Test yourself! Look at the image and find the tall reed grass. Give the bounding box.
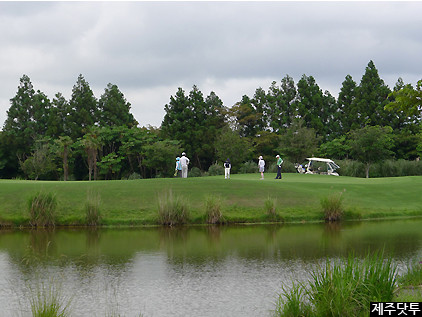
[85,190,102,226]
[205,195,223,224]
[264,196,277,221]
[398,260,422,287]
[275,251,397,317]
[157,189,190,226]
[28,192,57,227]
[29,280,72,317]
[320,191,344,222]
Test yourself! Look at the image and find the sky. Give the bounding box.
[1,1,421,129]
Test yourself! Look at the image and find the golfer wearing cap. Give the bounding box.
[180,152,190,178]
[275,155,283,179]
[258,156,265,180]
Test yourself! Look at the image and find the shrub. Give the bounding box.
[127,172,142,180]
[320,191,344,222]
[205,195,223,224]
[157,189,190,226]
[28,192,57,227]
[280,159,298,173]
[239,161,258,174]
[337,159,366,177]
[189,167,202,177]
[208,163,225,176]
[85,190,101,226]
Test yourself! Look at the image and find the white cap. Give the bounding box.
[276,155,280,158]
[182,152,186,156]
[259,156,263,159]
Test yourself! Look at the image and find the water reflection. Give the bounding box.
[1,219,422,316]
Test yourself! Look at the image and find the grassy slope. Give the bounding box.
[0,173,421,226]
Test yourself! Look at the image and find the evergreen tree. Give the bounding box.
[228,95,260,138]
[3,75,37,155]
[161,86,225,170]
[46,93,69,138]
[98,83,137,128]
[296,75,333,140]
[251,87,268,131]
[337,74,357,134]
[265,75,297,134]
[352,61,392,128]
[68,74,98,139]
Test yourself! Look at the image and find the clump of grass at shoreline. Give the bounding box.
[398,260,422,287]
[320,190,345,222]
[157,189,190,226]
[204,195,223,224]
[264,196,277,221]
[85,190,101,226]
[275,251,397,316]
[28,192,57,227]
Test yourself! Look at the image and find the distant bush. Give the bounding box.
[281,159,299,173]
[28,192,57,227]
[239,161,258,174]
[266,162,278,173]
[189,167,202,177]
[208,163,225,176]
[336,159,422,178]
[336,159,366,177]
[127,172,142,180]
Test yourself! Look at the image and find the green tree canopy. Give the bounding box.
[386,79,422,118]
[68,74,98,139]
[279,120,320,164]
[98,83,137,128]
[348,125,394,178]
[161,86,225,170]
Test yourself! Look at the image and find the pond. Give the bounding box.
[1,219,422,316]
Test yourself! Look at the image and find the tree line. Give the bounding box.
[0,60,421,180]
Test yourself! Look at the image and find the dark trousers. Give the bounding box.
[276,166,282,179]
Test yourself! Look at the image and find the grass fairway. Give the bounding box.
[0,173,421,227]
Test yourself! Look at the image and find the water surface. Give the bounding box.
[1,219,422,316]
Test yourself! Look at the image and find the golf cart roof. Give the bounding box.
[306,157,336,163]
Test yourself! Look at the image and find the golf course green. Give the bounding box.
[1,173,421,227]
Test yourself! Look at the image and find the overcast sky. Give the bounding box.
[1,1,421,128]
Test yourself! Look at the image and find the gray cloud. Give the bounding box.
[1,1,421,128]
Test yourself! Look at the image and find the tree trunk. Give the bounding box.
[63,147,68,181]
[365,164,370,178]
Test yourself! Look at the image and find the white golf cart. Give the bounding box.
[295,157,340,176]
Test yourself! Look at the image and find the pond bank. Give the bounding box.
[1,174,421,228]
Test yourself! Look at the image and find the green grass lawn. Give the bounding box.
[1,173,421,227]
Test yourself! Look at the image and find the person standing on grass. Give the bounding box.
[175,157,182,177]
[275,155,283,179]
[180,152,190,178]
[258,155,265,179]
[224,158,231,179]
